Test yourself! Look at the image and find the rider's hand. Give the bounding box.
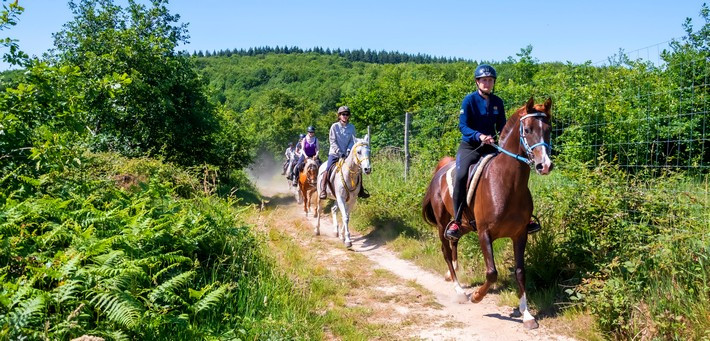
[480,134,495,145]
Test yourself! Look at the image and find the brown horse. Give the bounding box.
[298,157,319,216]
[422,97,553,329]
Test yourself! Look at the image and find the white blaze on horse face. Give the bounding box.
[532,119,552,175]
[361,146,372,174]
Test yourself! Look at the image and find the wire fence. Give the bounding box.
[368,42,708,229]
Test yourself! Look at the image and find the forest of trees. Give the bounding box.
[1,0,708,339]
[192,45,470,64]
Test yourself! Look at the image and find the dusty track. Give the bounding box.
[252,169,574,341]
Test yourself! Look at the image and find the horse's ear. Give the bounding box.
[525,97,535,112]
[365,133,370,143]
[543,98,552,113]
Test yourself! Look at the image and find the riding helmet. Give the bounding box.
[474,64,497,79]
[337,105,350,114]
[299,133,306,139]
[307,126,315,133]
[288,142,293,147]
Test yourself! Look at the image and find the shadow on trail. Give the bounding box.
[483,313,523,324]
[352,216,424,253]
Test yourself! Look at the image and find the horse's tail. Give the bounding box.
[422,194,437,227]
[422,156,454,227]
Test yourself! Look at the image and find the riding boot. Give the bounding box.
[526,220,541,234]
[444,220,462,241]
[318,174,328,199]
[357,184,370,199]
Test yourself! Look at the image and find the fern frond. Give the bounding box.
[192,283,231,315]
[90,291,143,329]
[53,280,83,304]
[60,253,83,278]
[7,294,47,330]
[148,270,194,304]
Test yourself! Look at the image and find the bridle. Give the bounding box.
[337,141,370,196]
[351,142,370,166]
[494,112,551,166]
[305,161,318,186]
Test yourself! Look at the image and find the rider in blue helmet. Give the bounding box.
[292,127,321,187]
[445,64,540,241]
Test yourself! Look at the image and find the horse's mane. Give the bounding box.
[498,106,524,145]
[498,101,549,145]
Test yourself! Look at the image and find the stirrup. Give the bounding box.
[444,221,462,241]
[527,215,541,234]
[358,188,370,199]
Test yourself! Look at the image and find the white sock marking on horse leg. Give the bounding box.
[520,293,535,321]
[331,206,338,235]
[453,260,458,270]
[453,281,468,303]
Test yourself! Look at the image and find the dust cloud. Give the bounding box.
[246,150,291,197]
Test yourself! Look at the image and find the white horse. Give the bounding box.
[315,134,372,248]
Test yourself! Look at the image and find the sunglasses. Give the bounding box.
[340,113,350,116]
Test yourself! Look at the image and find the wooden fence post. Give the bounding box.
[404,112,411,181]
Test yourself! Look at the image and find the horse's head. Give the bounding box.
[305,158,318,183]
[520,97,553,175]
[352,134,372,174]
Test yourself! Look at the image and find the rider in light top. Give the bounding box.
[292,126,320,187]
[287,134,305,180]
[283,142,295,175]
[318,105,369,200]
[445,64,540,241]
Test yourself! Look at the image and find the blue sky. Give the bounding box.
[2,0,706,70]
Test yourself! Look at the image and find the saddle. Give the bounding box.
[445,153,497,226]
[324,160,339,198]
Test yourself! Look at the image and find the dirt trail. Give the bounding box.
[251,169,575,341]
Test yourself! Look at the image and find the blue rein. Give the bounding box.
[493,143,532,164]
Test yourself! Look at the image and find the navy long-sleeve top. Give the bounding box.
[459,91,506,144]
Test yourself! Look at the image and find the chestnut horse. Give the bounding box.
[298,157,319,216]
[422,97,553,329]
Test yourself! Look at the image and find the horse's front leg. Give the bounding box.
[301,186,308,216]
[335,195,351,247]
[315,197,321,236]
[339,199,356,248]
[512,232,538,329]
[472,229,497,303]
[331,204,339,237]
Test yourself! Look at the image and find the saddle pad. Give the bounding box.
[446,154,495,205]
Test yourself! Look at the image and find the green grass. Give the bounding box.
[349,155,709,340]
[0,153,322,340]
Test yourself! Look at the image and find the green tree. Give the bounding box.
[51,0,242,168]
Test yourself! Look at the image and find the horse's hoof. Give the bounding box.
[344,241,352,248]
[523,319,539,330]
[444,271,452,281]
[314,229,320,236]
[470,291,483,303]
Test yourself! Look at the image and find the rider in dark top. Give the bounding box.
[445,64,540,241]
